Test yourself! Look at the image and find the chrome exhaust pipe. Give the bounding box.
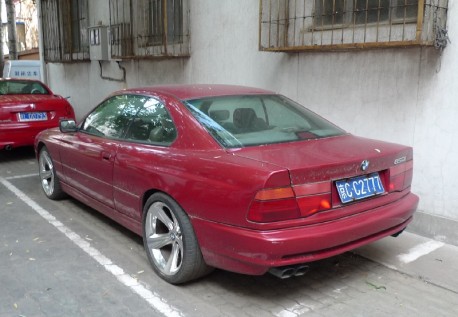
[269,265,309,279]
[4,144,12,151]
[294,265,309,277]
[269,266,296,279]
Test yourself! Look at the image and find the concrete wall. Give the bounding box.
[44,0,458,244]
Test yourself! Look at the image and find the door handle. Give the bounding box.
[102,152,112,161]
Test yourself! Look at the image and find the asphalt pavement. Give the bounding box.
[1,147,457,317]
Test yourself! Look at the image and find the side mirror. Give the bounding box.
[60,119,78,133]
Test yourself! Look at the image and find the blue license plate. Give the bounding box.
[336,173,385,204]
[19,112,48,122]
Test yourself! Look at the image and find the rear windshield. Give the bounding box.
[185,94,345,148]
[0,80,49,95]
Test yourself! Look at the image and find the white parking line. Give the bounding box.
[0,176,184,317]
[397,240,445,264]
[5,173,39,180]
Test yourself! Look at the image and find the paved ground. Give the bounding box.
[1,147,457,317]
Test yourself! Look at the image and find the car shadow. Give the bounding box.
[58,193,383,306]
[179,251,380,314]
[0,146,35,162]
[64,197,144,245]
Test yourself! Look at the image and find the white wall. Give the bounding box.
[45,1,458,234]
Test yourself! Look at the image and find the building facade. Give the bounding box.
[1,0,39,55]
[38,0,457,245]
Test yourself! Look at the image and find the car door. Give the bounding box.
[60,94,143,208]
[113,96,178,220]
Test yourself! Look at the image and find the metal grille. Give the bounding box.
[259,0,448,51]
[109,0,190,59]
[41,0,89,62]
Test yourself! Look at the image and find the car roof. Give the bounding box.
[121,84,276,100]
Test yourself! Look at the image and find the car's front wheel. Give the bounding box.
[38,147,65,200]
[142,193,212,284]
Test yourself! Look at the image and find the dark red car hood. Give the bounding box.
[230,134,412,184]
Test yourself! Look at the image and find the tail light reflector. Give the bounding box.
[248,181,332,223]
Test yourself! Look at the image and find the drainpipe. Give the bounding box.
[37,0,47,84]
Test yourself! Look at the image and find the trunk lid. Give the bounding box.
[0,95,72,123]
[238,134,414,225]
[230,134,412,185]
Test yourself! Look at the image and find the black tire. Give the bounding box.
[38,147,65,200]
[142,193,213,284]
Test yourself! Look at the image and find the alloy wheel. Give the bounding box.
[145,201,183,276]
[39,149,55,197]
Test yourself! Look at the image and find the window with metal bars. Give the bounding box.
[259,0,448,51]
[109,0,189,59]
[146,0,184,45]
[314,0,418,27]
[41,0,89,62]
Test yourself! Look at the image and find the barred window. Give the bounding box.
[147,0,184,45]
[260,0,448,51]
[314,0,418,26]
[42,0,89,62]
[110,0,189,59]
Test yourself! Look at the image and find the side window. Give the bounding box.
[81,95,143,139]
[126,97,177,145]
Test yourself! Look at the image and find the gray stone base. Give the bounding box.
[407,211,458,246]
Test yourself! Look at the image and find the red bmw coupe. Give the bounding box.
[34,85,419,284]
[0,78,75,150]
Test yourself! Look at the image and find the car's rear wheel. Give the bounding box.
[143,193,212,284]
[38,147,65,200]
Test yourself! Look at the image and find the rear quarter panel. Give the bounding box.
[113,144,286,227]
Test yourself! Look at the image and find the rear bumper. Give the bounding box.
[0,124,54,149]
[192,192,419,275]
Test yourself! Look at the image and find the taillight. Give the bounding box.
[249,187,300,222]
[65,105,74,117]
[295,182,331,217]
[254,187,294,200]
[389,160,413,192]
[296,193,331,217]
[248,181,332,223]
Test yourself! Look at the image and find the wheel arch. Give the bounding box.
[141,188,189,219]
[35,141,47,158]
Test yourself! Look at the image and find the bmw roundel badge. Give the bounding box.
[360,160,370,171]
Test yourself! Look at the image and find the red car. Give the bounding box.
[0,78,75,150]
[34,85,419,284]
